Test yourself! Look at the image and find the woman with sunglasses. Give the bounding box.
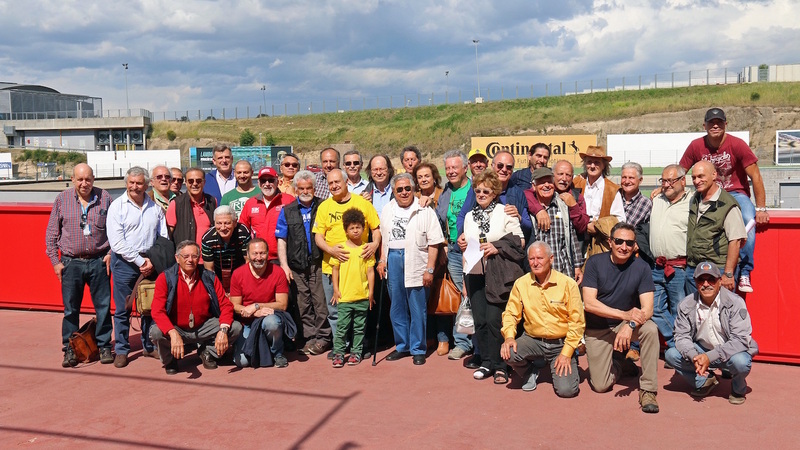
[278,154,301,197]
[377,173,445,366]
[463,170,525,384]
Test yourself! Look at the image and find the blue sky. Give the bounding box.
[1,0,798,115]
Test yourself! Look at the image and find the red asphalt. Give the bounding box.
[2,309,799,449]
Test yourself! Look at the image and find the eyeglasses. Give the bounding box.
[659,176,684,186]
[178,253,200,260]
[585,159,603,167]
[171,177,184,184]
[611,237,636,247]
[495,162,514,171]
[696,276,718,285]
[344,161,361,167]
[260,178,278,184]
[474,188,493,195]
[282,162,300,169]
[186,178,203,185]
[395,185,413,193]
[154,174,171,181]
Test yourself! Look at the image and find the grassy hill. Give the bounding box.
[150,82,800,161]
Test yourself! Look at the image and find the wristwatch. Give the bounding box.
[723,272,734,278]
[254,303,260,310]
[756,207,767,212]
[426,268,434,274]
[628,320,636,330]
[220,325,230,334]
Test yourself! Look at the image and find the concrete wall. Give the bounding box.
[87,149,181,178]
[760,167,800,208]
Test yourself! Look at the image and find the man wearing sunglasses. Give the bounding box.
[148,165,175,212]
[170,167,184,196]
[166,168,216,248]
[583,222,659,413]
[220,160,259,219]
[46,163,115,367]
[665,261,758,405]
[278,154,301,197]
[343,149,368,194]
[239,167,295,264]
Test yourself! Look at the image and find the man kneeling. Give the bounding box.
[665,261,758,405]
[150,240,242,375]
[500,241,584,397]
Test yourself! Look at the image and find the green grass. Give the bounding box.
[152,82,800,160]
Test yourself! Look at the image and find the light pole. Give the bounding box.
[261,85,267,116]
[472,39,481,102]
[445,71,449,104]
[122,63,129,114]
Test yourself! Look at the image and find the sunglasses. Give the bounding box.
[171,177,184,184]
[79,213,88,229]
[154,174,171,181]
[260,178,278,184]
[696,276,718,285]
[611,237,636,247]
[186,178,203,185]
[658,176,684,186]
[495,162,514,171]
[474,188,493,195]
[282,162,300,169]
[395,185,413,193]
[344,161,361,167]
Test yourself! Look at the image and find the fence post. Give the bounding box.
[725,68,728,84]
[487,88,490,101]
[639,75,641,90]
[546,84,548,96]
[689,71,692,87]
[655,74,658,89]
[671,72,674,88]
[606,78,609,92]
[706,69,709,85]
[622,77,625,91]
[575,81,578,95]
[559,82,562,96]
[590,80,593,93]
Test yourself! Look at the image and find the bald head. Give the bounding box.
[71,163,95,200]
[691,160,719,197]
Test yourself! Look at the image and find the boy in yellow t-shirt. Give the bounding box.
[330,208,375,367]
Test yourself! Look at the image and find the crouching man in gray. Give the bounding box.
[665,261,758,405]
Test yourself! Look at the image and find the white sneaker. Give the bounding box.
[738,275,753,293]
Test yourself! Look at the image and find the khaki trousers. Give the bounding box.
[584,320,659,393]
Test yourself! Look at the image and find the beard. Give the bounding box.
[298,192,314,203]
[251,260,267,270]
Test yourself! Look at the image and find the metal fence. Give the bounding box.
[129,66,746,123]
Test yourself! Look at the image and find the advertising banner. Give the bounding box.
[776,130,800,165]
[190,146,293,173]
[470,135,597,169]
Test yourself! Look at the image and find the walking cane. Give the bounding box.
[371,276,386,366]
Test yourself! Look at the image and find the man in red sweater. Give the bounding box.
[239,167,295,264]
[150,240,242,375]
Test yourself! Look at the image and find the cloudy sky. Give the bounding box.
[1,0,798,116]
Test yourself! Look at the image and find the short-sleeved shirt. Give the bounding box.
[330,244,375,302]
[582,252,655,329]
[229,263,289,308]
[680,133,758,196]
[201,224,251,288]
[387,202,412,249]
[275,201,314,254]
[312,194,380,274]
[221,188,260,219]
[447,182,471,242]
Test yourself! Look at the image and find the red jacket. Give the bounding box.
[151,268,234,334]
[238,193,295,261]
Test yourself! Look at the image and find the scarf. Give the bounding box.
[472,200,497,234]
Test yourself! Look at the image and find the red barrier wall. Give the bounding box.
[1,203,798,364]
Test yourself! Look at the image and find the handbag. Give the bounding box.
[455,296,475,335]
[69,317,99,363]
[427,270,461,315]
[126,275,156,316]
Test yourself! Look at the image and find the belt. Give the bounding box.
[528,335,565,345]
[64,252,106,261]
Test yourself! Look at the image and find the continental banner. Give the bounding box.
[470,135,597,169]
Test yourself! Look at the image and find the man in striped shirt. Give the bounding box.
[46,163,114,367]
[202,205,251,293]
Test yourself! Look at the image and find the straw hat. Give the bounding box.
[578,145,612,162]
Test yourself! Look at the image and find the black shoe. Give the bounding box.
[62,348,78,368]
[622,357,639,377]
[274,354,289,368]
[164,360,179,375]
[200,349,218,370]
[412,354,426,365]
[465,354,481,370]
[99,348,114,364]
[721,368,733,379]
[362,350,373,360]
[385,350,410,361]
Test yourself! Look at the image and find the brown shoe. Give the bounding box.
[437,341,450,356]
[728,392,746,405]
[626,348,640,361]
[639,390,659,414]
[308,341,330,356]
[113,354,128,368]
[142,348,159,359]
[690,375,719,398]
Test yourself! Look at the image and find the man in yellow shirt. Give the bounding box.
[501,241,585,397]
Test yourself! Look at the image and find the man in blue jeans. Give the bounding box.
[680,107,770,293]
[665,261,758,405]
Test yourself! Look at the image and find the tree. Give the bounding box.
[239,128,256,147]
[166,130,177,141]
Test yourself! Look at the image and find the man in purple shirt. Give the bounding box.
[45,163,114,367]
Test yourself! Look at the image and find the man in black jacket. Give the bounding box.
[166,167,216,246]
[276,170,331,355]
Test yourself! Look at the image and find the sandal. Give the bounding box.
[473,367,492,380]
[493,369,509,384]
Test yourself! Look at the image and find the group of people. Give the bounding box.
[47,108,763,413]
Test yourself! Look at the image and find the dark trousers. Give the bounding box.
[60,256,113,350]
[466,274,506,373]
[292,265,332,345]
[506,334,580,397]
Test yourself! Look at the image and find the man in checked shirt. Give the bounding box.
[46,163,114,367]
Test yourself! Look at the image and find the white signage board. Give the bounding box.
[607,131,750,168]
[87,150,181,178]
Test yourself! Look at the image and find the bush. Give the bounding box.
[239,128,256,146]
[263,132,276,146]
[750,92,761,101]
[166,130,177,141]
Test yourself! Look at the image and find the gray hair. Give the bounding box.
[282,153,300,164]
[664,163,686,178]
[150,165,169,178]
[175,240,200,256]
[390,173,415,191]
[443,150,468,168]
[343,149,362,165]
[528,240,553,257]
[293,170,316,188]
[125,166,150,185]
[213,205,235,221]
[621,161,643,178]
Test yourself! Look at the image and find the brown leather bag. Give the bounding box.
[428,271,461,315]
[69,317,99,363]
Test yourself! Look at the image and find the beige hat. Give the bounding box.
[578,145,612,162]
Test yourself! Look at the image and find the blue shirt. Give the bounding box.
[371,183,393,215]
[275,202,314,254]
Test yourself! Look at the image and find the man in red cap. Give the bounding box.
[239,167,295,264]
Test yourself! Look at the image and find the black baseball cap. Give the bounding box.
[704,108,726,123]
